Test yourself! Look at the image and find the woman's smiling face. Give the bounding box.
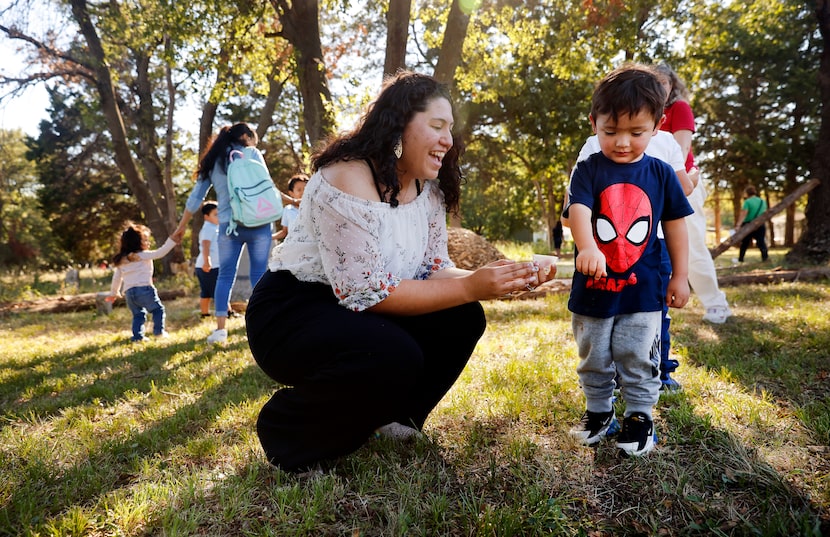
[398,97,454,181]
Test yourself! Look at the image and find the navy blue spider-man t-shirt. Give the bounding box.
[566,152,693,318]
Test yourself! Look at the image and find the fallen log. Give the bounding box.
[710,178,820,259]
[714,267,830,286]
[0,289,188,315]
[502,266,830,299]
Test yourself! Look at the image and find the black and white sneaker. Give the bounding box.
[570,410,619,446]
[616,412,656,457]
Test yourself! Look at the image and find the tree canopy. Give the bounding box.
[0,0,825,268]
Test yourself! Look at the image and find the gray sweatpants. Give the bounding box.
[572,311,662,419]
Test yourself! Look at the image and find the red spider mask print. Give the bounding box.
[595,183,652,273]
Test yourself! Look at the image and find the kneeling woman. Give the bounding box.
[246,71,547,472]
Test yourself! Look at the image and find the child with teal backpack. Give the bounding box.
[173,123,280,345]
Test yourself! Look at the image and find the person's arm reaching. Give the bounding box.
[368,260,538,316]
[570,203,606,280]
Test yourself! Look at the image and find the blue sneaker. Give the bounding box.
[660,375,683,394]
[570,410,619,446]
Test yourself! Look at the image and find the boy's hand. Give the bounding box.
[575,247,607,279]
[688,167,700,188]
[666,276,690,308]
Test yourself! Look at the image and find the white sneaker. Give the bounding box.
[703,306,732,324]
[375,422,422,440]
[206,329,227,344]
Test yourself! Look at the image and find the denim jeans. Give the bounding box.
[124,285,165,341]
[216,222,273,317]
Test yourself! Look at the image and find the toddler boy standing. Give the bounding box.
[566,64,693,456]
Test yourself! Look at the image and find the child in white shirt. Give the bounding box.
[196,202,221,318]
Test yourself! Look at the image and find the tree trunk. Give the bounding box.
[257,73,288,141]
[164,36,177,228]
[433,0,472,228]
[0,289,187,315]
[788,1,830,264]
[384,0,411,77]
[433,0,471,87]
[189,85,221,261]
[272,0,334,146]
[69,0,175,269]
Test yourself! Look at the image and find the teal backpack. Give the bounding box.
[225,147,283,236]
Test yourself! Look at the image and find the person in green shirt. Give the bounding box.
[737,186,769,262]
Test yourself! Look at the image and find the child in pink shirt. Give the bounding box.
[109,222,178,341]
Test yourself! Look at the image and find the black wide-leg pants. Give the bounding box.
[245,270,486,472]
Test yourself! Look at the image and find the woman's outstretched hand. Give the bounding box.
[469,259,540,299]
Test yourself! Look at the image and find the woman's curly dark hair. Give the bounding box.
[311,70,465,213]
[112,221,150,266]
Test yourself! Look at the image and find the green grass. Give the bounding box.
[1,249,828,536]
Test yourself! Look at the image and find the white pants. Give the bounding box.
[686,181,729,310]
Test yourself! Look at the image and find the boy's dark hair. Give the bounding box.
[201,201,218,215]
[287,174,308,192]
[591,63,665,126]
[745,186,757,196]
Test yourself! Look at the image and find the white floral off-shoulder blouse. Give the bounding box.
[267,168,455,311]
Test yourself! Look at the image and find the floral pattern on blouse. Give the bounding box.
[268,169,454,311]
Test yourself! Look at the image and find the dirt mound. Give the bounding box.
[447,227,506,270]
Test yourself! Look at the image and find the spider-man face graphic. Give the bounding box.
[594,183,652,273]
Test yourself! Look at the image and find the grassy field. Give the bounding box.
[1,248,828,536]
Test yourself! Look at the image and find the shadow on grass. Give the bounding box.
[672,284,830,439]
[579,391,829,535]
[0,355,271,533]
[0,334,224,425]
[2,286,828,535]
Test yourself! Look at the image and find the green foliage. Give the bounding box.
[0,129,66,269]
[685,0,819,216]
[26,90,142,266]
[1,0,822,263]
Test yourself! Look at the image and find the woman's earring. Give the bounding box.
[393,138,403,159]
